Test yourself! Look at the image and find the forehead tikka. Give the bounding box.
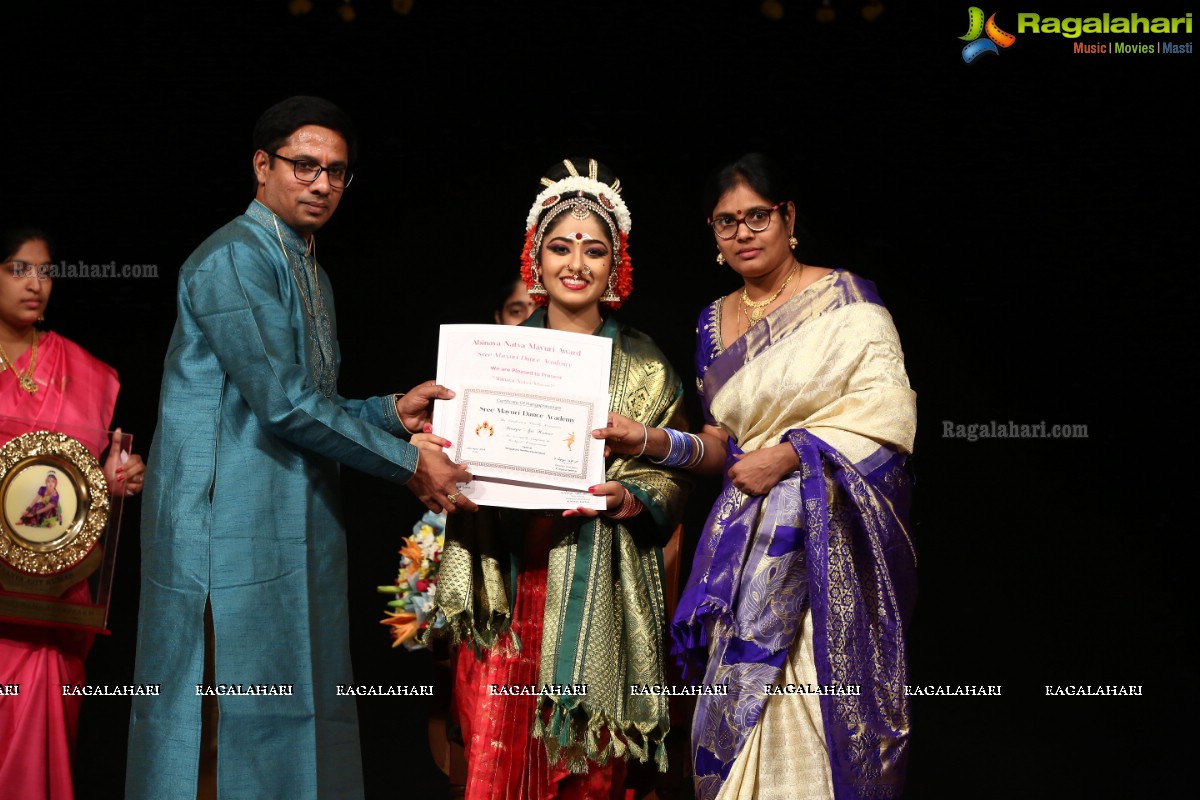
[531,196,621,268]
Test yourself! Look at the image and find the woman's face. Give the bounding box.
[711,182,794,279]
[46,474,57,490]
[539,213,613,315]
[495,281,536,325]
[0,239,53,332]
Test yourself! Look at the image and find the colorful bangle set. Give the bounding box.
[648,427,705,469]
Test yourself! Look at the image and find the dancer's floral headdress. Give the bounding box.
[521,158,632,309]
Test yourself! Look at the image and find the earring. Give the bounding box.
[716,252,726,265]
[528,264,547,297]
[788,236,799,250]
[37,314,46,322]
[599,267,620,304]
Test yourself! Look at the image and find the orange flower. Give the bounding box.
[381,610,419,648]
[397,538,424,581]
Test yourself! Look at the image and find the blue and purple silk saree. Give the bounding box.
[673,269,917,800]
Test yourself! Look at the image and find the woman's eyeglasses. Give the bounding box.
[708,201,786,239]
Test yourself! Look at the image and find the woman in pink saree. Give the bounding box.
[0,228,146,799]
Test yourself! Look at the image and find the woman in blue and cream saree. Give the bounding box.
[595,153,916,799]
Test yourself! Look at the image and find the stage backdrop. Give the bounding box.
[5,1,1191,797]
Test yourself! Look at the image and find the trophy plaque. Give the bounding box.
[0,422,128,633]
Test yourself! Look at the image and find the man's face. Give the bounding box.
[253,125,349,236]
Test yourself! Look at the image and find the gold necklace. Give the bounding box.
[0,331,39,393]
[741,264,799,326]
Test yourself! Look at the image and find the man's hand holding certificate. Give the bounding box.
[431,325,612,509]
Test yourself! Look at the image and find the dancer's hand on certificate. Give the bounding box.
[408,431,452,453]
[562,481,624,518]
[591,413,648,458]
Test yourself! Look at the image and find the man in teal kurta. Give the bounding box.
[127,96,475,799]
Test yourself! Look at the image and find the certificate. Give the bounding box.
[432,324,612,509]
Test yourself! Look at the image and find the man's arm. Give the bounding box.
[183,242,435,486]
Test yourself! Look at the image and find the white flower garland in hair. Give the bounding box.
[524,176,632,233]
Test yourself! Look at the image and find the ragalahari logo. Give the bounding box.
[960,7,1016,62]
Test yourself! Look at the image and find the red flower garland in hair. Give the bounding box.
[519,226,546,307]
[605,231,633,310]
[520,227,633,310]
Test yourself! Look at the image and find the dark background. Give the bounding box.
[4,0,1193,797]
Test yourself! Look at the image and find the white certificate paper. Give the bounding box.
[432,324,612,509]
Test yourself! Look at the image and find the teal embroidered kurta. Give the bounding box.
[127,201,418,799]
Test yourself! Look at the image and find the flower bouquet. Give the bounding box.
[378,510,446,650]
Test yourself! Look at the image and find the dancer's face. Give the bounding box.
[539,213,613,315]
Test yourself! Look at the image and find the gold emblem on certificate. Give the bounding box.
[0,430,110,577]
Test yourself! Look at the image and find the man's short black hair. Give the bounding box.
[252,96,358,164]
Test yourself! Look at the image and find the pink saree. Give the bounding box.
[0,331,119,800]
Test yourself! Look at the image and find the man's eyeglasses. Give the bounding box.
[271,153,354,188]
[708,201,787,239]
[3,261,53,280]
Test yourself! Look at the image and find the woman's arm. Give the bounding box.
[595,415,803,495]
[591,416,729,476]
